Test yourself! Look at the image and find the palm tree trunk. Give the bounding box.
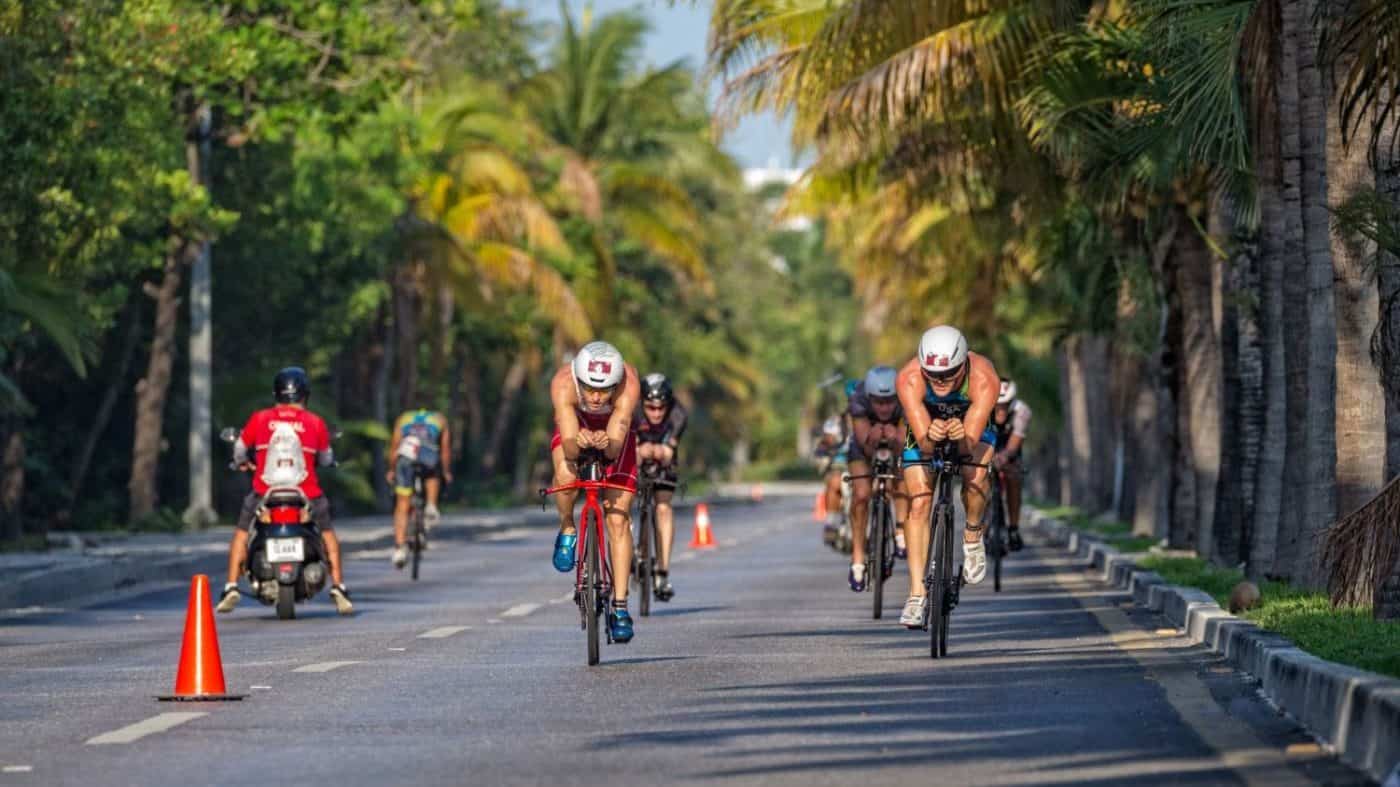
[372,303,393,511]
[1293,0,1338,587]
[1215,222,1262,568]
[70,304,141,507]
[2,423,25,540]
[1173,203,1223,558]
[128,244,186,522]
[392,261,420,409]
[482,355,530,476]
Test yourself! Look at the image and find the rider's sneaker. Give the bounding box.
[552,532,577,572]
[329,584,354,615]
[215,583,240,614]
[424,504,441,528]
[899,595,926,628]
[963,539,988,585]
[822,512,840,546]
[609,608,634,643]
[848,563,867,592]
[894,529,907,559]
[391,544,408,569]
[654,572,674,602]
[1008,528,1024,552]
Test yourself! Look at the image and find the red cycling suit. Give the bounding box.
[239,406,331,498]
[550,407,638,492]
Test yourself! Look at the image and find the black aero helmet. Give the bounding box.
[642,372,673,405]
[273,366,310,404]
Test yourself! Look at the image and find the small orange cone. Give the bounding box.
[158,575,244,701]
[689,503,717,549]
[813,491,827,522]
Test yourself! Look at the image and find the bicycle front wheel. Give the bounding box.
[638,501,653,617]
[928,502,951,659]
[585,517,601,666]
[411,507,424,581]
[869,495,886,619]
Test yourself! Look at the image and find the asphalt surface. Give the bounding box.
[0,497,1371,786]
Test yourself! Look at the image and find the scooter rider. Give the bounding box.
[217,367,352,615]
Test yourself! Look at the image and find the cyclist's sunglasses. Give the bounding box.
[580,382,616,396]
[643,400,667,410]
[869,395,899,406]
[922,363,965,383]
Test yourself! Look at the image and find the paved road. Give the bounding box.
[0,497,1369,785]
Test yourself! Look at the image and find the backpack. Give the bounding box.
[261,421,309,488]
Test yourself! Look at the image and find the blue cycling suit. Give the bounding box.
[902,374,998,462]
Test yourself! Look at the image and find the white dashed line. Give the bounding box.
[418,625,471,639]
[86,712,207,745]
[487,618,503,624]
[674,552,698,562]
[250,685,272,690]
[550,591,574,604]
[3,765,33,773]
[500,603,540,618]
[292,660,362,673]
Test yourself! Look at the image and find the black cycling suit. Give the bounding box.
[634,402,688,486]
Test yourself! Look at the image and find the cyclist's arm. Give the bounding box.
[438,417,453,479]
[851,416,874,453]
[603,364,641,461]
[1007,402,1031,457]
[960,355,999,456]
[897,360,932,455]
[386,414,404,464]
[551,367,583,461]
[665,403,688,447]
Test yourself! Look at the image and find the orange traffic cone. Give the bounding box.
[689,503,717,549]
[158,575,244,701]
[813,491,827,522]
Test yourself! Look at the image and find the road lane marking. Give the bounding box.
[1047,558,1309,786]
[487,618,502,624]
[418,625,470,639]
[674,552,697,562]
[501,603,540,618]
[250,685,272,690]
[292,660,361,673]
[3,766,33,773]
[86,712,206,745]
[550,591,574,604]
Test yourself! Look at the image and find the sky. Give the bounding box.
[516,0,798,170]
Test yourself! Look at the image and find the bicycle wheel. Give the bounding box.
[585,514,601,666]
[989,484,1004,593]
[937,509,953,657]
[638,497,653,617]
[928,501,950,659]
[869,495,886,619]
[410,505,423,581]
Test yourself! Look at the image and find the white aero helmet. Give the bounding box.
[918,325,969,377]
[572,341,625,389]
[998,378,1017,405]
[864,365,898,398]
[821,416,844,438]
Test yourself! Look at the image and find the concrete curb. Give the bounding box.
[1027,509,1400,784]
[1,494,769,612]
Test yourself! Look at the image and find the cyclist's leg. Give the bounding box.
[960,442,994,543]
[655,487,675,571]
[392,458,414,543]
[823,468,843,521]
[603,489,635,604]
[847,459,872,565]
[312,497,344,586]
[423,471,441,522]
[1005,460,1023,528]
[549,445,580,534]
[902,464,933,600]
[892,476,910,554]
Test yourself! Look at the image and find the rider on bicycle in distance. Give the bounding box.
[895,326,1000,628]
[991,378,1031,552]
[548,341,642,643]
[217,367,352,615]
[634,373,688,602]
[386,405,453,569]
[845,365,909,592]
[814,414,849,547]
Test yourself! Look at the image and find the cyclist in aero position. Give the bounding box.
[845,365,909,591]
[991,378,1031,552]
[217,367,353,615]
[634,373,687,602]
[549,341,642,643]
[814,415,849,548]
[895,326,1000,627]
[386,407,453,569]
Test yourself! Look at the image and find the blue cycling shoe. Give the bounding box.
[609,608,634,643]
[552,532,577,572]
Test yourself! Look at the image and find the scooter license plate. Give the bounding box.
[266,537,305,563]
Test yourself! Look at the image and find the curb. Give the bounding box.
[1027,509,1400,784]
[0,494,769,612]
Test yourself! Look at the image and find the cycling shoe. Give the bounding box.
[552,532,578,572]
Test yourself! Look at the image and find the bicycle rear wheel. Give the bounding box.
[585,515,601,666]
[989,485,1004,593]
[928,501,951,659]
[869,495,886,619]
[638,498,653,617]
[411,506,423,581]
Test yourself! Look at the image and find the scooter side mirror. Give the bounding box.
[219,427,238,443]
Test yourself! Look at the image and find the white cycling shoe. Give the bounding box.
[424,504,441,528]
[963,539,987,585]
[899,596,926,628]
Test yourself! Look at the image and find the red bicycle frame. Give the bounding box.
[541,468,634,605]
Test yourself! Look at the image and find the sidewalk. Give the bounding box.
[0,481,819,611]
